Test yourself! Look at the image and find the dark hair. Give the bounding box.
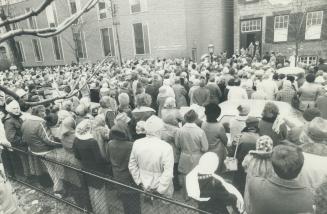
[191,64,196,70]
[184,109,198,123]
[227,79,235,86]
[234,79,241,86]
[272,73,279,80]
[306,73,316,83]
[205,103,221,122]
[287,75,295,83]
[271,145,304,180]
[278,74,285,80]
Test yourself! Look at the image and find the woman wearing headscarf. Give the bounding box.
[92,115,110,161]
[201,104,228,174]
[56,117,91,210]
[106,122,141,214]
[172,78,188,108]
[98,96,117,129]
[231,117,260,194]
[186,152,244,214]
[258,102,287,146]
[242,135,274,214]
[276,80,296,104]
[157,87,173,117]
[3,98,30,178]
[175,109,209,201]
[160,114,181,190]
[73,119,110,214]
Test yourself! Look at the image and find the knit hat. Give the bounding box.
[250,135,273,155]
[198,152,219,174]
[237,104,250,116]
[303,108,321,122]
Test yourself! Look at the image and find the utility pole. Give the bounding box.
[109,0,122,67]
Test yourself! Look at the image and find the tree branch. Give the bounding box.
[0,0,98,43]
[0,55,110,107]
[0,0,55,28]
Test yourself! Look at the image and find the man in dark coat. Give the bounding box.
[247,144,314,214]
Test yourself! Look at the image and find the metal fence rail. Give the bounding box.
[1,145,211,214]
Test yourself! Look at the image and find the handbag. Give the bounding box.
[224,136,241,172]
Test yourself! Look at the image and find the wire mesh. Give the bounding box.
[0,145,211,214]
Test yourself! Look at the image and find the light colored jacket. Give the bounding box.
[129,136,174,197]
[175,123,209,174]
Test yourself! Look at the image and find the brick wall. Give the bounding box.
[235,0,327,59]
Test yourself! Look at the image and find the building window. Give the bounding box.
[15,41,25,62]
[299,56,318,66]
[32,39,43,62]
[45,2,58,27]
[98,0,110,20]
[0,47,7,60]
[26,8,37,29]
[305,11,323,40]
[133,23,150,55]
[129,0,147,13]
[73,31,87,59]
[52,36,64,60]
[274,15,289,42]
[100,28,115,56]
[241,19,261,33]
[68,0,81,24]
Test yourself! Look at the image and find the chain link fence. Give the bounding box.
[1,145,211,214]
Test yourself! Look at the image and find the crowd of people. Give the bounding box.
[0,51,327,214]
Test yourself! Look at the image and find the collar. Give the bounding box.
[184,123,198,128]
[268,174,305,189]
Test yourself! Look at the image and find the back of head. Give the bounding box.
[205,103,221,121]
[271,145,304,180]
[184,109,198,123]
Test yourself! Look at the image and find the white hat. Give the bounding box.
[198,152,219,174]
[144,115,164,136]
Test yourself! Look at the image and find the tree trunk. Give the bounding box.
[0,9,24,71]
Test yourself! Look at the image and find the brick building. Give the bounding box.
[234,0,327,66]
[1,0,234,67]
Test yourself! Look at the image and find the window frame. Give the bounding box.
[129,0,147,14]
[273,15,289,42]
[305,11,324,40]
[99,27,115,57]
[299,55,318,66]
[73,31,88,59]
[97,0,111,20]
[26,8,38,29]
[240,19,262,33]
[31,38,44,62]
[132,22,151,56]
[15,41,25,63]
[51,36,65,61]
[67,0,82,24]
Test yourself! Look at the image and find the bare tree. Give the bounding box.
[0,0,99,70]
